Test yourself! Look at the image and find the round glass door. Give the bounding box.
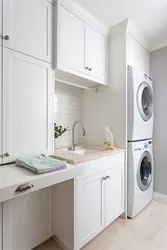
[137,82,153,121]
[137,151,152,191]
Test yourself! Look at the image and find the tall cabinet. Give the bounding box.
[0,0,54,164]
[0,1,54,250]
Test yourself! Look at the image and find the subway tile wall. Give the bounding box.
[54,83,83,148]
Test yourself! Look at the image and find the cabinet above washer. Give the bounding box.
[54,1,109,88]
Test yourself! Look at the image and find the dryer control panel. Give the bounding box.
[131,140,152,153]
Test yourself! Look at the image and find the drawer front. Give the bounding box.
[76,152,125,180]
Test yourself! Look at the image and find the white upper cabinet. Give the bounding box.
[85,26,108,85]
[57,5,85,76]
[105,165,124,227]
[3,0,52,63]
[2,48,53,164]
[56,4,109,86]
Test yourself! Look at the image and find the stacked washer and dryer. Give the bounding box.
[127,66,154,218]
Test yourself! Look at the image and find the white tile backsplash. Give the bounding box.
[54,83,83,148]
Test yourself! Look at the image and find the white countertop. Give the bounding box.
[0,163,83,202]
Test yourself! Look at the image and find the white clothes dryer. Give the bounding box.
[128,66,153,141]
[127,139,153,218]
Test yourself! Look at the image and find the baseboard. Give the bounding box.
[153,191,167,204]
[53,235,69,250]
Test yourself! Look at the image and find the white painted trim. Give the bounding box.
[109,19,128,39]
[150,37,167,52]
[127,20,151,52]
[153,191,167,204]
[109,19,151,52]
[55,0,109,38]
[53,234,69,250]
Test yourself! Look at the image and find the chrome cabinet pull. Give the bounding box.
[102,177,107,180]
[4,35,10,40]
[0,34,10,40]
[0,153,10,158]
[106,176,110,179]
[88,68,92,71]
[4,152,10,157]
[85,66,89,70]
[15,183,34,193]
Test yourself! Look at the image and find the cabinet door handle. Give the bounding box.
[4,152,10,157]
[0,153,10,158]
[88,68,92,71]
[15,183,34,193]
[106,176,110,179]
[0,34,10,40]
[85,66,89,70]
[102,177,107,180]
[4,35,10,40]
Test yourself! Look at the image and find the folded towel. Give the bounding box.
[16,154,66,174]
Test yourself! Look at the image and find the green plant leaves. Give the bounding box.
[54,123,69,138]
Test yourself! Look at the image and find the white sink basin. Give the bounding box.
[75,148,100,155]
[60,147,101,156]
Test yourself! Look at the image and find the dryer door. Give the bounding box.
[137,82,153,121]
[137,151,153,191]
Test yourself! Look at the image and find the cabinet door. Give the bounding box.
[3,0,52,62]
[0,47,2,164]
[3,188,53,250]
[2,48,53,164]
[105,165,124,227]
[57,5,85,75]
[76,172,105,249]
[0,0,2,47]
[85,27,108,85]
[0,203,2,250]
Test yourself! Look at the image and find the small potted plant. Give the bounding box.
[54,123,69,149]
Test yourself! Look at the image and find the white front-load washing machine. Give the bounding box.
[128,66,154,141]
[127,139,153,218]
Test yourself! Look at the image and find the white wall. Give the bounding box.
[127,33,150,73]
[150,46,167,195]
[54,83,83,148]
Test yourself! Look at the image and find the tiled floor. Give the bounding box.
[35,201,167,250]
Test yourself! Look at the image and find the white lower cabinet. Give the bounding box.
[0,203,2,250]
[105,165,124,227]
[3,188,53,250]
[76,172,105,248]
[76,163,124,249]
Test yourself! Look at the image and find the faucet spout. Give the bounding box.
[71,121,86,151]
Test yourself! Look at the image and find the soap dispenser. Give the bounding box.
[104,126,114,150]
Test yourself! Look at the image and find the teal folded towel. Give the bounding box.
[16,154,66,174]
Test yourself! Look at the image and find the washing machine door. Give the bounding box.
[137,151,153,191]
[137,82,153,121]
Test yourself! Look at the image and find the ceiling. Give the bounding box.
[76,0,167,51]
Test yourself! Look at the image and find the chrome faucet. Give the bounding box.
[71,121,86,151]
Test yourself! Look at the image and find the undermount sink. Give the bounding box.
[74,148,100,155]
[60,147,101,156]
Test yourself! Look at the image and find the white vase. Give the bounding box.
[54,137,62,149]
